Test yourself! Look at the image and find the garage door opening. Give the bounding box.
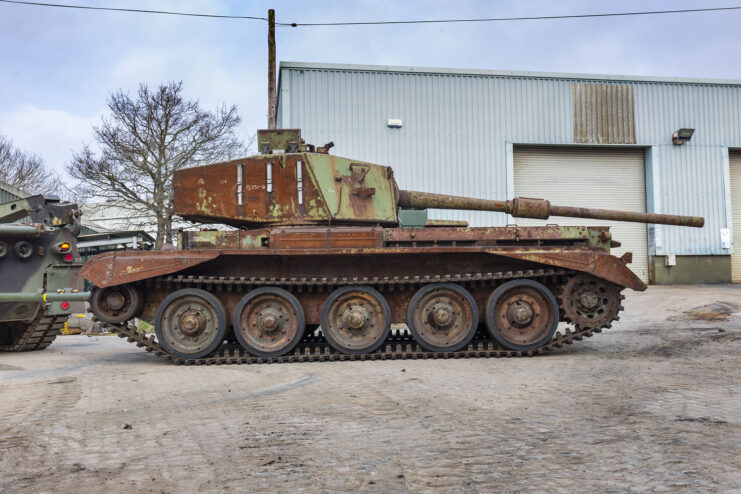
[513,146,649,283]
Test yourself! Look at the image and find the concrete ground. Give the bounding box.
[1,285,740,493]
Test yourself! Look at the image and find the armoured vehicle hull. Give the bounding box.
[82,130,703,364]
[0,196,89,351]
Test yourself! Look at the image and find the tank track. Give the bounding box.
[98,268,623,365]
[0,310,65,352]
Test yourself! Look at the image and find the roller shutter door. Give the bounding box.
[731,152,741,283]
[514,147,648,283]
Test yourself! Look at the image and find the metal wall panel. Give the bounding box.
[0,188,19,205]
[279,67,574,227]
[278,63,741,255]
[572,83,635,144]
[0,183,29,223]
[633,83,741,255]
[0,184,23,204]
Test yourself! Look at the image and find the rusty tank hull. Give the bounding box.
[82,129,703,364]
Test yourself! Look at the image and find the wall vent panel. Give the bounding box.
[572,83,636,144]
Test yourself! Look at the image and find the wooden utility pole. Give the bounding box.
[267,9,276,129]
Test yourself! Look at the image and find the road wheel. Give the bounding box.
[321,285,391,355]
[233,287,305,357]
[407,283,478,352]
[90,285,143,324]
[155,288,226,359]
[486,279,559,351]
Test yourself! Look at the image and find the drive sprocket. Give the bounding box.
[558,273,624,329]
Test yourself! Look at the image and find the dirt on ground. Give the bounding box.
[1,285,740,493]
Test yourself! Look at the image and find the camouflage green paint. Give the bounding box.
[584,227,612,251]
[303,153,398,224]
[257,128,303,154]
[178,230,271,250]
[0,226,84,322]
[240,231,270,249]
[0,196,35,223]
[552,225,612,251]
[179,230,232,248]
[398,209,428,228]
[1,194,82,229]
[0,196,86,328]
[0,292,89,302]
[0,225,41,236]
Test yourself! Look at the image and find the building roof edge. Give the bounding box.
[279,61,741,86]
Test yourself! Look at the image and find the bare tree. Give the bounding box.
[0,135,57,195]
[68,81,243,249]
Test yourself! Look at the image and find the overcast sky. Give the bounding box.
[1,0,741,175]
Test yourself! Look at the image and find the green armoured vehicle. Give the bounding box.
[0,195,89,351]
[82,129,705,365]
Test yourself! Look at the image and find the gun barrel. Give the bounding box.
[548,204,704,228]
[397,190,705,228]
[397,190,509,211]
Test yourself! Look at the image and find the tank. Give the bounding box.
[81,129,704,364]
[0,195,89,351]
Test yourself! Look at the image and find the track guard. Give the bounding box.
[485,248,647,292]
[80,251,220,288]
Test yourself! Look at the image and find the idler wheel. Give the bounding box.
[155,288,227,360]
[321,285,391,355]
[233,287,305,357]
[559,273,622,329]
[90,285,143,324]
[486,279,559,351]
[407,283,478,352]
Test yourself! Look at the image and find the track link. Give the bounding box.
[107,323,604,365]
[0,310,65,352]
[98,267,623,365]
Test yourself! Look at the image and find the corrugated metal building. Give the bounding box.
[1,180,30,223]
[0,180,28,204]
[277,62,741,284]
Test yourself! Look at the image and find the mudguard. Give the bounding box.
[486,248,647,292]
[80,250,220,288]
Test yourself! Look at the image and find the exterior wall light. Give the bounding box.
[672,128,695,145]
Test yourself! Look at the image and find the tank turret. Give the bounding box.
[174,129,703,229]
